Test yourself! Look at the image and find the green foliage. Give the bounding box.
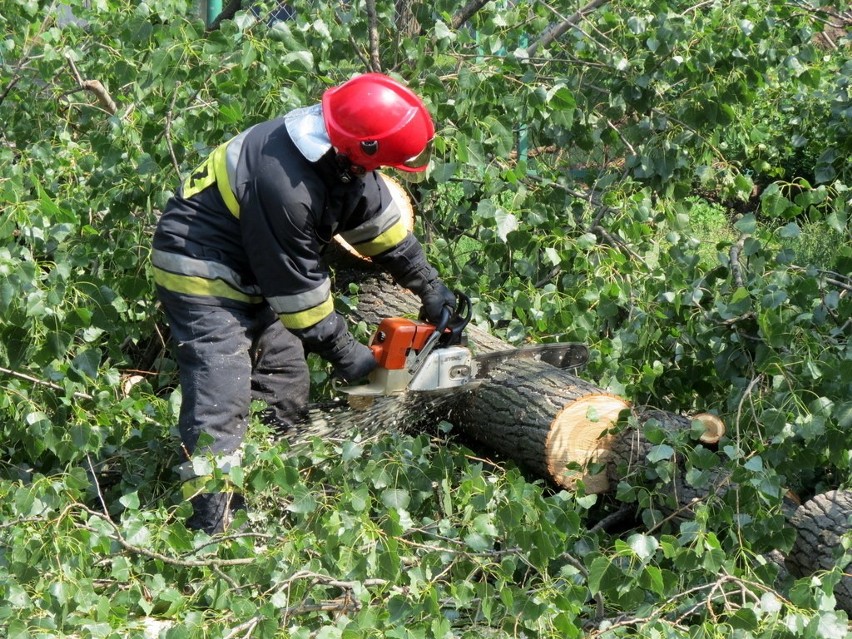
[1,0,850,636]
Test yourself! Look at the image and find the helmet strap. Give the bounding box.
[335,153,366,183]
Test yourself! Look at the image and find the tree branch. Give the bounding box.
[729,236,746,289]
[207,0,242,32]
[526,0,610,58]
[66,53,117,115]
[72,503,255,567]
[451,0,491,29]
[365,0,382,72]
[0,365,93,400]
[164,82,182,176]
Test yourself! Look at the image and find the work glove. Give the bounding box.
[320,330,378,382]
[419,280,456,325]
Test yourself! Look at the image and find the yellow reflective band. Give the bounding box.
[182,157,216,200]
[351,221,408,257]
[277,296,335,329]
[153,266,263,304]
[210,144,241,218]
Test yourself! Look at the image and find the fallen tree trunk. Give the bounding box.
[328,243,724,494]
[329,210,852,611]
[785,490,852,613]
[452,357,629,493]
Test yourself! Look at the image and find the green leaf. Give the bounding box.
[472,513,498,537]
[71,349,101,379]
[813,611,849,639]
[779,222,800,238]
[434,20,455,42]
[814,164,836,184]
[119,491,140,510]
[464,532,492,552]
[640,565,666,596]
[495,208,518,242]
[342,441,363,461]
[349,486,369,512]
[281,50,313,72]
[734,214,757,234]
[729,607,758,630]
[546,85,576,112]
[743,456,763,472]
[646,444,674,463]
[587,556,616,594]
[381,488,410,510]
[123,517,151,547]
[628,533,659,561]
[286,485,317,514]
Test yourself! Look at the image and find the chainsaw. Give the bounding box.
[337,292,589,401]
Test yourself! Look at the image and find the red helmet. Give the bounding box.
[322,73,435,173]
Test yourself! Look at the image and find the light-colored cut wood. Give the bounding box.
[546,394,631,492]
[692,412,725,444]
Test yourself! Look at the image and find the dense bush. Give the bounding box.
[1,0,849,636]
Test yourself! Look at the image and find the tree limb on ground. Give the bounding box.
[66,53,117,114]
[451,0,492,30]
[526,0,609,58]
[366,0,383,72]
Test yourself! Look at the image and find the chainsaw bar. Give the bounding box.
[473,343,589,379]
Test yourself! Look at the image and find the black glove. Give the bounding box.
[419,280,456,324]
[318,330,377,382]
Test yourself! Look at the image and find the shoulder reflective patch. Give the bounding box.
[182,155,217,200]
[179,139,242,218]
[210,144,240,218]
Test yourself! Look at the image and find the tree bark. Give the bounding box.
[451,0,491,30]
[207,0,241,32]
[395,0,420,36]
[785,490,852,613]
[452,357,629,492]
[365,0,382,72]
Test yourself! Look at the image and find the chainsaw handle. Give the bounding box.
[435,291,471,347]
[431,304,453,335]
[407,291,472,377]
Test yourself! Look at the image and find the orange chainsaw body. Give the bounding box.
[369,317,437,370]
[337,293,476,403]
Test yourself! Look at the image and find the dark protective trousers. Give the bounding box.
[158,291,311,458]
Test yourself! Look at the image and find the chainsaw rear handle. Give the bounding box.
[437,290,471,347]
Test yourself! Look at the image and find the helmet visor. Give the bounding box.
[401,138,433,171]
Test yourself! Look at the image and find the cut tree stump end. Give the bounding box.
[692,412,726,444]
[546,394,631,493]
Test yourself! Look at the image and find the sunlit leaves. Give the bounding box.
[1,0,850,636]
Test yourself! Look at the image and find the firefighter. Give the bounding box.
[152,73,455,534]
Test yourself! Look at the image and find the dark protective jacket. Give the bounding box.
[152,111,437,352]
